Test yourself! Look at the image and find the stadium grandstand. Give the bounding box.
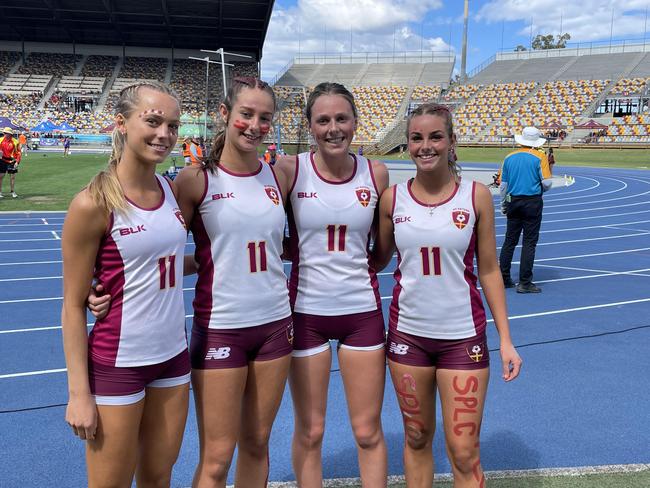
[0,2,648,154]
[271,41,650,153]
[0,0,270,145]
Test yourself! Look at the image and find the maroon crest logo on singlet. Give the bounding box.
[452,208,470,229]
[355,187,371,207]
[173,208,187,230]
[265,185,280,205]
[466,344,484,362]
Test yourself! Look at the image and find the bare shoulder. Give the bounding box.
[472,181,495,214]
[379,183,395,214]
[174,166,206,200]
[65,189,109,237]
[370,159,389,193]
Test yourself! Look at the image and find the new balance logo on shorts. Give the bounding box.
[389,342,409,355]
[205,347,231,360]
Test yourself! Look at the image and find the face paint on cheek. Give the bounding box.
[259,123,271,135]
[233,120,249,131]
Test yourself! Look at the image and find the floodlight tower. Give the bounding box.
[201,48,253,97]
[188,55,227,139]
[460,0,469,82]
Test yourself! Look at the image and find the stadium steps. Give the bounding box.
[577,52,647,128]
[548,56,580,81]
[373,83,420,154]
[38,78,60,110]
[305,64,326,87]
[476,83,542,141]
[164,59,173,85]
[73,56,86,77]
[97,57,124,111]
[352,64,371,85]
[8,56,22,76]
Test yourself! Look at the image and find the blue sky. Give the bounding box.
[261,0,650,81]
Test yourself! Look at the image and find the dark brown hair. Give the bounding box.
[305,82,357,123]
[204,77,276,173]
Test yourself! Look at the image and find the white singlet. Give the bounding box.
[191,163,291,329]
[389,178,487,339]
[90,175,188,367]
[288,152,381,315]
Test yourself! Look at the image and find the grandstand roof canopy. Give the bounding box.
[0,0,274,57]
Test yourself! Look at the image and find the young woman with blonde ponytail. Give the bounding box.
[61,81,190,487]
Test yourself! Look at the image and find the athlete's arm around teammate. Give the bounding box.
[61,82,189,487]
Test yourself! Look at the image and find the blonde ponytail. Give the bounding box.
[86,81,180,212]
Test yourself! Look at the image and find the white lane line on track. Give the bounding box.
[1,314,195,335]
[0,247,62,253]
[51,231,60,240]
[0,223,64,228]
[0,260,62,266]
[0,368,67,379]
[543,200,650,214]
[0,238,60,243]
[0,276,61,282]
[4,303,649,379]
[42,218,48,225]
[0,230,62,234]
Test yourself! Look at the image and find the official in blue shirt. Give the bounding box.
[499,127,552,293]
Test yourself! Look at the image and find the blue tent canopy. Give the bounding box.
[0,117,23,131]
[57,122,77,132]
[31,120,58,132]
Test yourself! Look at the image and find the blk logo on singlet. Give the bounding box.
[389,342,409,355]
[394,216,412,224]
[212,192,235,200]
[119,224,146,236]
[205,347,231,360]
[297,191,317,199]
[452,208,470,229]
[286,323,294,345]
[355,187,371,207]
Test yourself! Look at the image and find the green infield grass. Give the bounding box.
[380,146,650,168]
[1,148,647,212]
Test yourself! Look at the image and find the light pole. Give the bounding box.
[200,48,253,98]
[189,55,226,140]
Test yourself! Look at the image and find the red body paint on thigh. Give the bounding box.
[451,374,480,437]
[233,120,249,130]
[395,374,425,439]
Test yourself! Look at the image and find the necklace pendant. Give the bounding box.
[428,206,435,216]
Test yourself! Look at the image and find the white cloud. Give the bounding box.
[299,0,444,31]
[477,0,650,41]
[261,0,451,81]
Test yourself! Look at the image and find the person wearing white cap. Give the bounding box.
[0,127,21,198]
[499,126,553,293]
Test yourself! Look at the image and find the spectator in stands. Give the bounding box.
[358,145,364,156]
[0,127,21,198]
[499,126,553,293]
[267,143,277,165]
